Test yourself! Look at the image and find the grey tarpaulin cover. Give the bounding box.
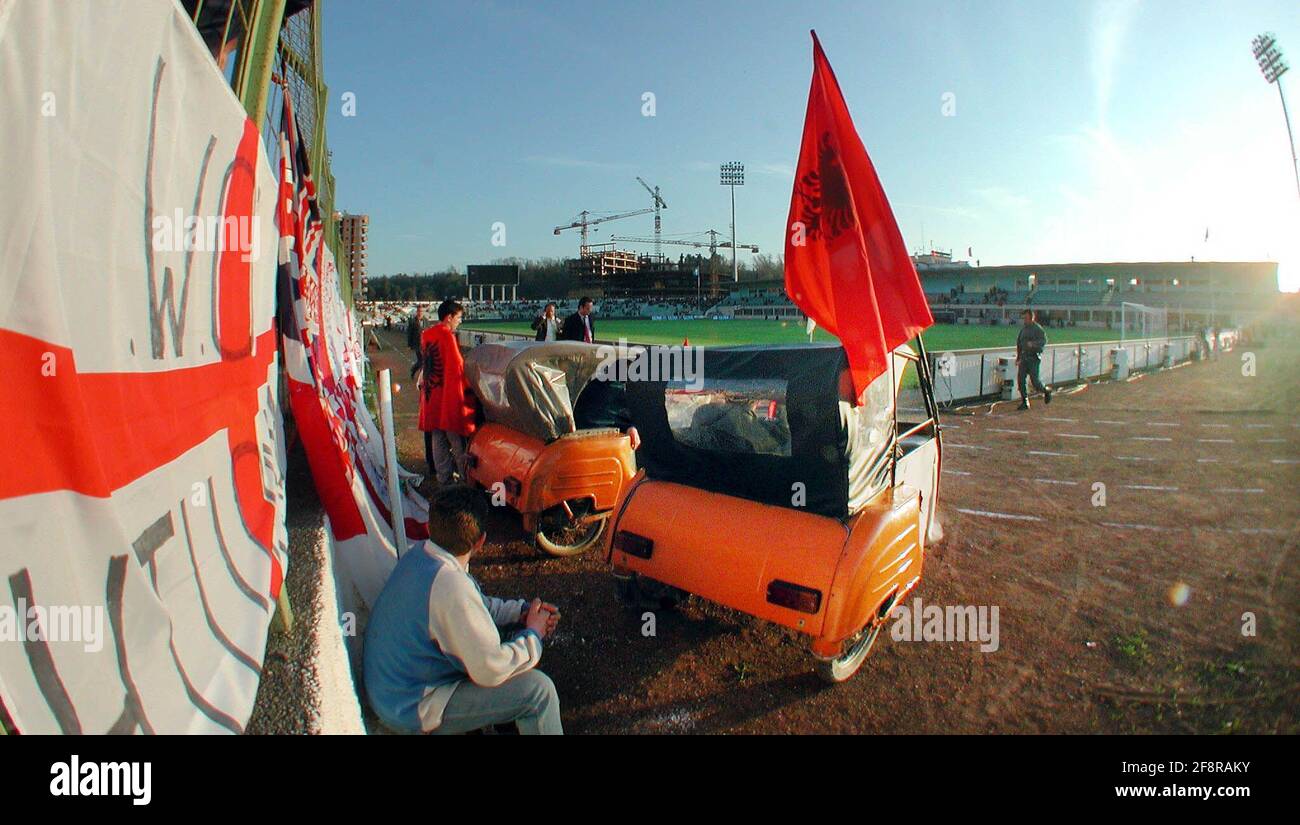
[464,341,632,443]
[625,343,908,520]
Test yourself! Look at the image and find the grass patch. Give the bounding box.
[1113,630,1151,665]
[464,319,1133,350]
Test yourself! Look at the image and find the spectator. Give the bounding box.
[406,309,421,351]
[532,302,560,341]
[412,300,475,484]
[561,297,596,342]
[363,486,563,735]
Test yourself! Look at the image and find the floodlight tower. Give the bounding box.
[720,162,745,283]
[1252,33,1300,201]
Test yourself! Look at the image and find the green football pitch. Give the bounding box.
[462,319,1129,351]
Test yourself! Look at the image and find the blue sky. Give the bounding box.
[322,0,1300,289]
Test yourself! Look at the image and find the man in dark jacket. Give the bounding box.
[560,297,596,343]
[532,302,560,342]
[406,309,422,351]
[1016,309,1052,410]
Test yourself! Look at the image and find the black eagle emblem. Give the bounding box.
[422,341,444,400]
[795,131,855,242]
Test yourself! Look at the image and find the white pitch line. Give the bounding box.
[1214,488,1264,494]
[1034,478,1078,485]
[1244,423,1274,429]
[1197,438,1234,443]
[1116,456,1155,462]
[1197,458,1220,463]
[1200,423,1230,428]
[1094,419,1127,425]
[1058,433,1101,439]
[1102,522,1173,532]
[943,469,972,476]
[989,428,1029,434]
[1131,436,1172,442]
[1149,422,1180,427]
[945,443,990,450]
[956,508,1043,522]
[1123,484,1179,491]
[1028,450,1078,457]
[1258,438,1285,443]
[1271,459,1300,465]
[1043,417,1077,423]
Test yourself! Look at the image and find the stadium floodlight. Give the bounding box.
[720,162,745,283]
[1252,33,1300,200]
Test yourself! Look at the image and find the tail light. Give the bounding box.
[503,476,522,497]
[613,530,654,560]
[766,580,822,614]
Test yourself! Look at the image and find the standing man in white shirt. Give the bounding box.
[531,302,560,341]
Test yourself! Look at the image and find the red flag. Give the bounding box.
[784,31,933,401]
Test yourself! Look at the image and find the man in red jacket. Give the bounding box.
[412,300,476,485]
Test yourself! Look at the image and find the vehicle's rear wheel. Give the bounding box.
[534,499,607,557]
[813,623,883,684]
[813,592,898,684]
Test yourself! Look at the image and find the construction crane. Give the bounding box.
[611,230,760,299]
[610,229,758,258]
[635,177,667,258]
[553,208,653,256]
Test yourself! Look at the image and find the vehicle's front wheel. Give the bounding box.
[533,500,607,557]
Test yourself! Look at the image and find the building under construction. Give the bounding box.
[567,244,723,299]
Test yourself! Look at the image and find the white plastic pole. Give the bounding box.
[377,369,406,556]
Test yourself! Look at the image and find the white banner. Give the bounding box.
[0,0,287,733]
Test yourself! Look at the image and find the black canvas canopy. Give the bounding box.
[464,341,634,443]
[625,343,906,520]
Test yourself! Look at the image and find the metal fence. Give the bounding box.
[458,328,1221,408]
[926,334,1207,406]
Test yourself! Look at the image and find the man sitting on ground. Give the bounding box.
[364,486,563,734]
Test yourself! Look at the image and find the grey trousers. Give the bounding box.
[424,429,466,485]
[431,670,563,735]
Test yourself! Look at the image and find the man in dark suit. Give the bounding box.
[561,297,596,343]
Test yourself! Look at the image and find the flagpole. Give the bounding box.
[378,369,406,557]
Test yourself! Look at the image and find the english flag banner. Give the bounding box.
[276,93,428,619]
[0,0,288,733]
[785,31,934,400]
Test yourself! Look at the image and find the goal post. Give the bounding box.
[1120,302,1168,344]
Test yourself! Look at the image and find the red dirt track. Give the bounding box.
[366,327,1298,733]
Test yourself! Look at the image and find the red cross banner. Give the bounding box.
[0,0,288,733]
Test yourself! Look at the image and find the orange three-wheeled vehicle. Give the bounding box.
[463,341,637,556]
[604,340,942,681]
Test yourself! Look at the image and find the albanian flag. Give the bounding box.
[784,31,933,401]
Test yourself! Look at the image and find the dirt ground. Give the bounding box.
[365,326,1298,734]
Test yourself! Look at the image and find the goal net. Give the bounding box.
[1120,302,1168,344]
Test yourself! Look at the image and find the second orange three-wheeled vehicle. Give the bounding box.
[604,340,942,681]
[462,340,638,556]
